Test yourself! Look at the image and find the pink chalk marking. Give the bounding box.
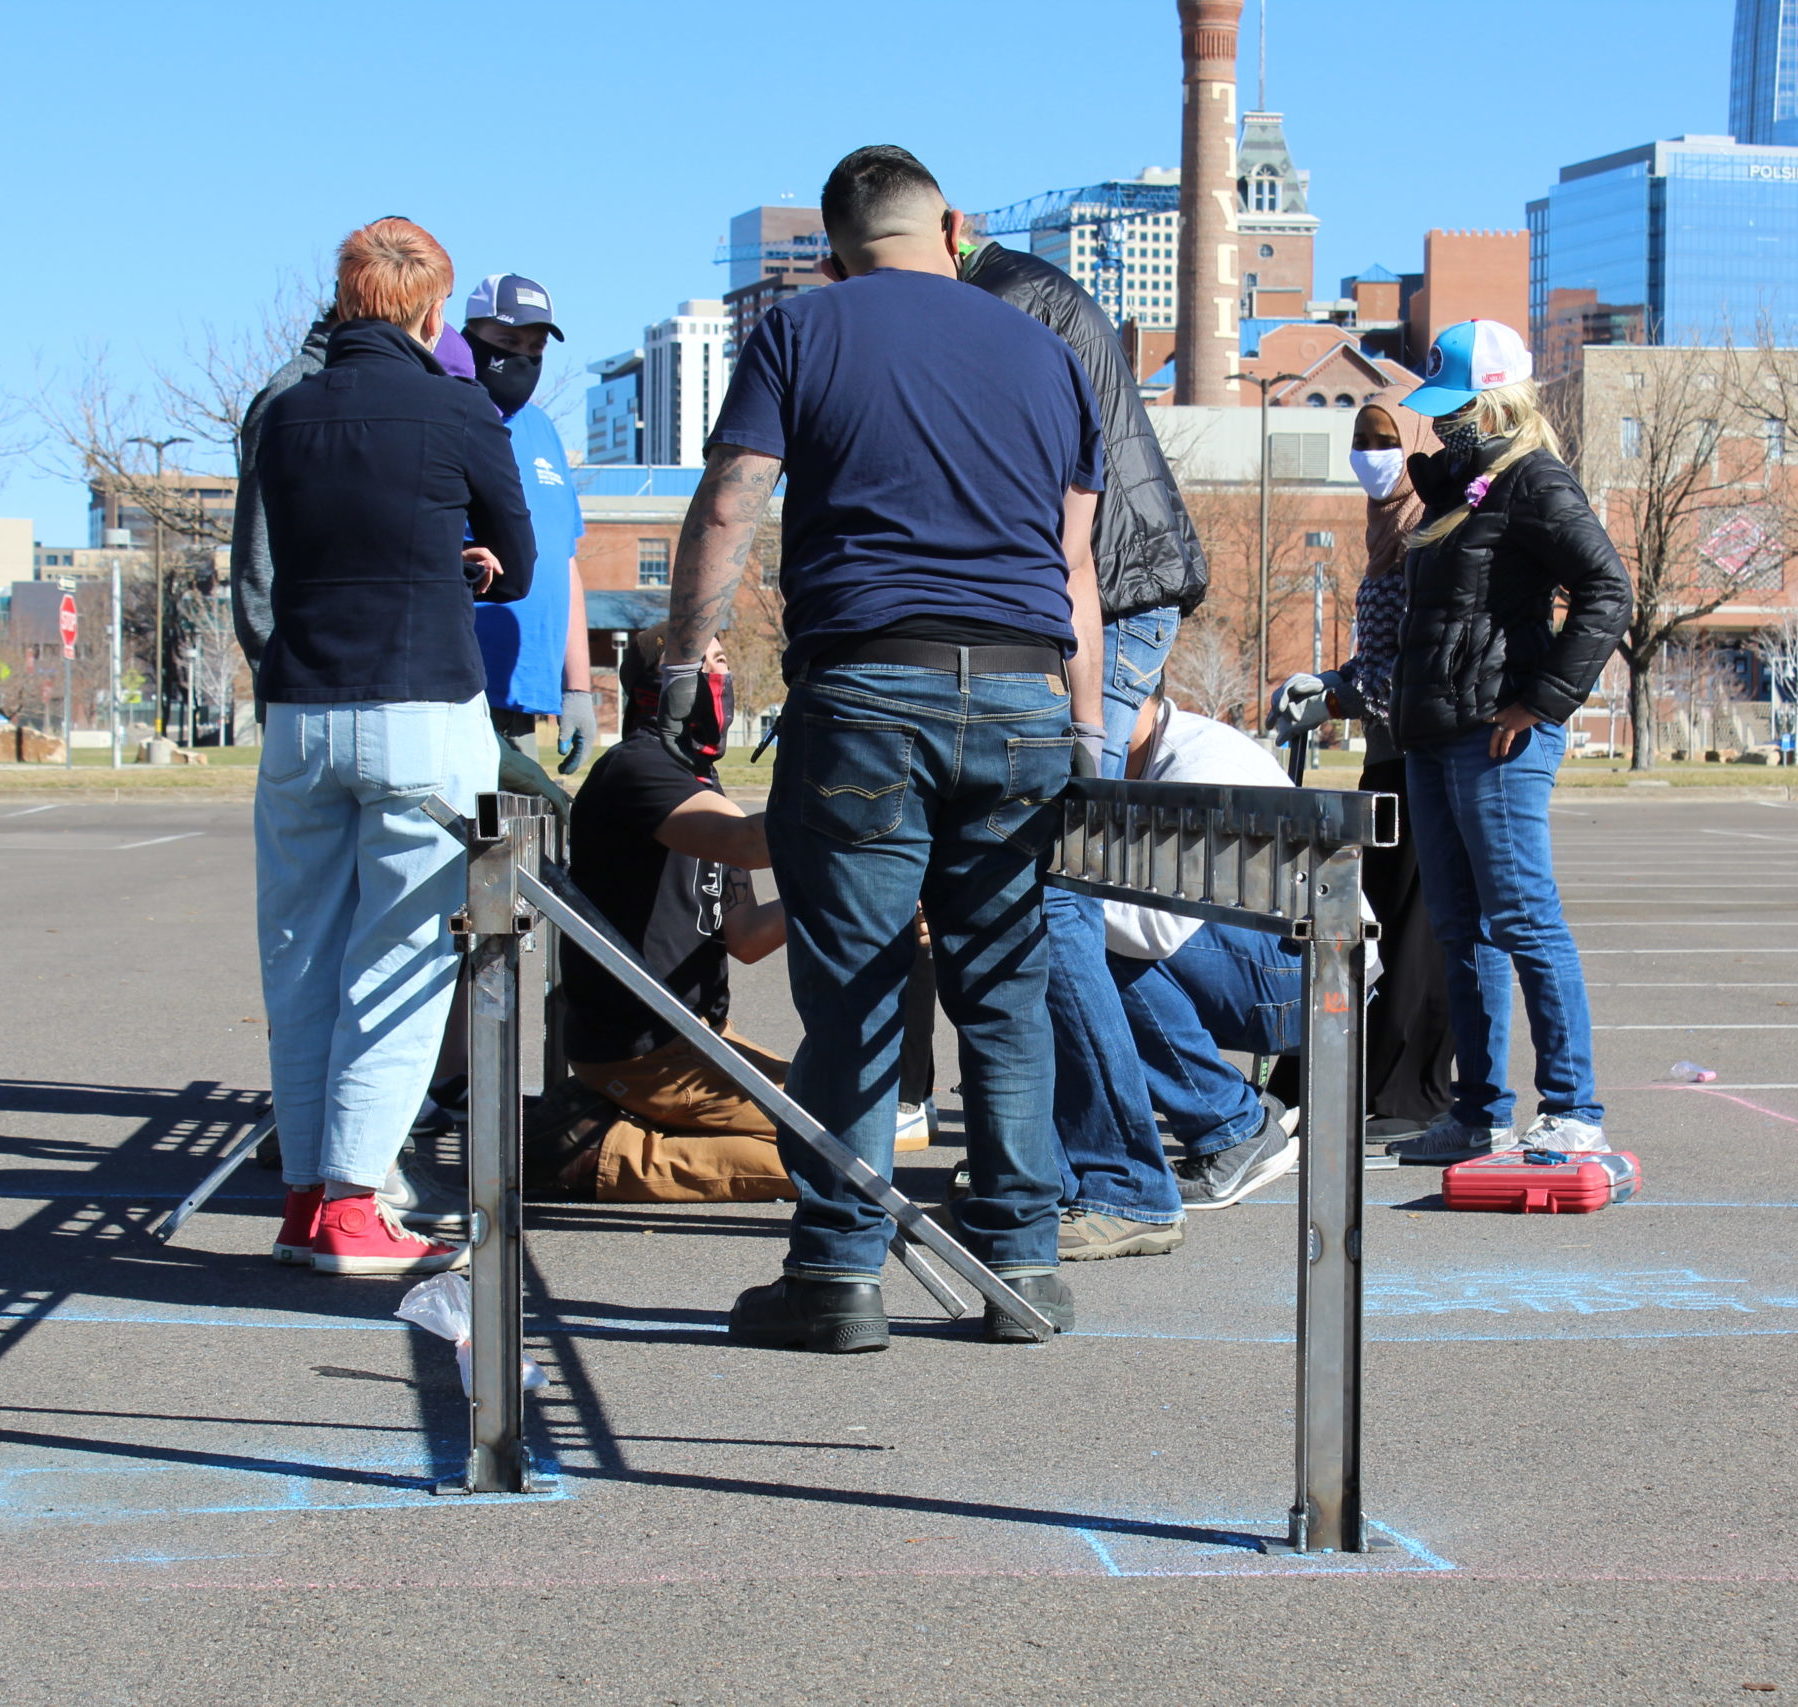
[1681,1086,1798,1128]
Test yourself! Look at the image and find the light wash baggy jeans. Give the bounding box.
[256,695,496,1189]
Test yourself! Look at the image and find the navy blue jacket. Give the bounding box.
[256,319,536,704]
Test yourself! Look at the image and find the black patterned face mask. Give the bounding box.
[1434,416,1486,460]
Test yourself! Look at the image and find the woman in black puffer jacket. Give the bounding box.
[1385,320,1632,1168]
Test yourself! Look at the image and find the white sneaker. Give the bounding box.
[896,1098,938,1152]
[1522,1114,1609,1154]
[379,1161,469,1235]
[1387,1113,1516,1165]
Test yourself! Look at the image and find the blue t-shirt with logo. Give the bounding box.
[706,269,1104,668]
[475,402,584,714]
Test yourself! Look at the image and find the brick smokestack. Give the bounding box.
[1175,0,1242,406]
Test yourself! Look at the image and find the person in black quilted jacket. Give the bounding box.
[1380,320,1631,1168]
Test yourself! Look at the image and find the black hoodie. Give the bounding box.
[255,319,536,704]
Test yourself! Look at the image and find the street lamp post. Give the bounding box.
[1304,530,1336,672]
[124,434,190,739]
[1226,373,1301,726]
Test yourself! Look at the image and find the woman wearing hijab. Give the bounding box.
[1270,382,1453,1140]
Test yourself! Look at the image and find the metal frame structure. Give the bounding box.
[1046,776,1395,1554]
[174,773,1391,1551]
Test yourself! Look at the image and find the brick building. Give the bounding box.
[1406,229,1530,358]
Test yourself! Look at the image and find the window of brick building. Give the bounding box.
[637,538,671,587]
[1765,417,1787,461]
[1620,417,1642,459]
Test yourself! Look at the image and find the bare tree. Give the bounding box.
[1756,607,1798,761]
[725,517,788,738]
[1164,608,1255,722]
[1576,340,1798,769]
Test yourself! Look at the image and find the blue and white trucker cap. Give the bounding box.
[1404,320,1532,417]
[465,273,564,341]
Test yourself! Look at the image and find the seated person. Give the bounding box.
[531,625,794,1203]
[1101,686,1319,1210]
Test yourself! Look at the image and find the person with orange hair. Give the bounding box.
[254,216,537,1276]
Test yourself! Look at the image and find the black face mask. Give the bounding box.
[465,330,542,417]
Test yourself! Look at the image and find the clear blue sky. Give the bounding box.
[6,0,1732,542]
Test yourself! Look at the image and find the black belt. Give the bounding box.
[812,637,1066,677]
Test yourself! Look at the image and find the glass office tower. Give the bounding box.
[1732,0,1798,148]
[1528,135,1798,378]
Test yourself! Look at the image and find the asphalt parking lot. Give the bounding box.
[1,791,1794,1705]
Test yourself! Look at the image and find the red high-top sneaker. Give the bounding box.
[311,1193,469,1276]
[272,1185,325,1264]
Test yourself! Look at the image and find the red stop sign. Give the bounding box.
[58,594,77,659]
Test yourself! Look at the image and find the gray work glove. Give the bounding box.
[1069,720,1106,779]
[557,688,599,776]
[1269,672,1340,743]
[496,736,572,829]
[654,659,707,774]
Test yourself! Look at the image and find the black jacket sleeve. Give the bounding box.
[462,404,537,605]
[1510,461,1633,723]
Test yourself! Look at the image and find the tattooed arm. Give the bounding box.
[665,446,783,666]
[718,866,787,964]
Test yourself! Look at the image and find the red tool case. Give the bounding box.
[1441,1149,1641,1214]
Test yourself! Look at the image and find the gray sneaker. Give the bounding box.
[1057,1208,1186,1260]
[1175,1096,1302,1210]
[379,1161,469,1235]
[1387,1114,1516,1165]
[1521,1114,1609,1153]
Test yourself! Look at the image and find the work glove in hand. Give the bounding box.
[495,738,571,829]
[1269,672,1339,742]
[556,689,599,776]
[654,659,707,774]
[1069,720,1107,779]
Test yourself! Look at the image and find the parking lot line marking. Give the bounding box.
[1592,1022,1798,1030]
[1581,948,1798,954]
[112,832,204,851]
[1588,981,1798,987]
[0,804,59,818]
[1569,921,1798,928]
[1700,829,1798,843]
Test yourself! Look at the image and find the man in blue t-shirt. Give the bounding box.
[656,145,1106,1354]
[463,273,596,773]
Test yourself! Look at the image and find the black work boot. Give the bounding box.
[728,1276,890,1354]
[984,1273,1075,1343]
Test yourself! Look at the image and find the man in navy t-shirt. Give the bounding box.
[656,145,1105,1353]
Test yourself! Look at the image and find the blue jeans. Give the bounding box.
[1047,890,1184,1222]
[1404,721,1602,1129]
[256,695,495,1188]
[1045,606,1187,1223]
[1102,604,1180,769]
[765,662,1072,1281]
[1111,924,1303,1156]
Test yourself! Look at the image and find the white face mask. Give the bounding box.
[1350,448,1406,500]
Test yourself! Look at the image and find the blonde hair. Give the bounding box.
[1409,379,1562,549]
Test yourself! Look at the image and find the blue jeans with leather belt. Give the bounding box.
[765,660,1072,1281]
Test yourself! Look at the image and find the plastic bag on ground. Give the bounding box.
[396,1271,548,1396]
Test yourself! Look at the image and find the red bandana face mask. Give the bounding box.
[690,670,734,758]
[637,671,734,759]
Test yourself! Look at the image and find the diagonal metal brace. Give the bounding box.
[517,861,1053,1340]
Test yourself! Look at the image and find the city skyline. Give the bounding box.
[4,0,1734,539]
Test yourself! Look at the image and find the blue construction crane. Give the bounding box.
[974,180,1183,325]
